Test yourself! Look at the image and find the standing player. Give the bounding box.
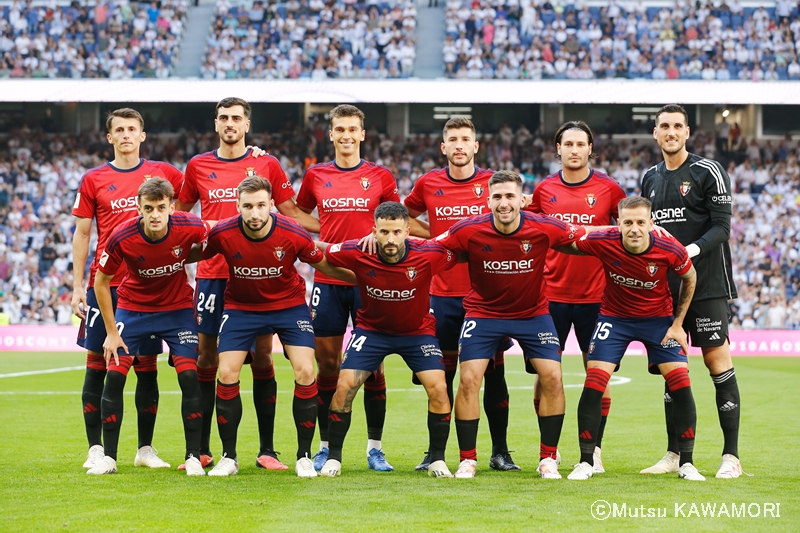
[526,121,627,473]
[88,178,208,476]
[72,108,183,470]
[175,97,319,471]
[437,171,586,479]
[297,105,426,472]
[403,117,517,472]
[200,176,355,478]
[561,196,704,481]
[320,202,456,478]
[641,105,742,479]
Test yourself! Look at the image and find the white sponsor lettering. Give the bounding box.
[434,205,485,217]
[138,260,186,276]
[110,196,138,210]
[233,266,283,277]
[208,188,238,200]
[483,259,534,271]
[608,271,660,289]
[711,195,732,204]
[552,212,596,224]
[366,285,416,299]
[652,207,686,221]
[322,198,371,209]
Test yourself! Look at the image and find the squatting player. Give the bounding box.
[320,202,456,478]
[297,105,427,472]
[72,108,183,470]
[559,196,704,481]
[89,178,208,476]
[403,117,517,472]
[526,120,627,473]
[200,176,355,478]
[641,104,742,479]
[437,170,586,479]
[175,97,318,471]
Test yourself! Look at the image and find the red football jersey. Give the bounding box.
[436,212,585,319]
[325,239,456,335]
[528,170,627,304]
[202,213,323,311]
[575,229,692,318]
[297,160,400,285]
[178,150,295,279]
[404,167,493,297]
[98,212,209,312]
[72,159,184,288]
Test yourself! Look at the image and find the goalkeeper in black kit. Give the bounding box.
[641,104,742,479]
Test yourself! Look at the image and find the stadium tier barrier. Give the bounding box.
[2,325,799,356]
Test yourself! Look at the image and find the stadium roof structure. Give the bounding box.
[1,79,798,105]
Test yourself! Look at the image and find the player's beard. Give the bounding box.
[221,131,244,146]
[245,218,268,232]
[378,242,405,262]
[448,151,473,167]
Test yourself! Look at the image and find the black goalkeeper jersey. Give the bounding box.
[641,152,738,302]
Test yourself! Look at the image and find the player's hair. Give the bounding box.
[488,170,523,190]
[216,97,252,118]
[374,201,409,223]
[329,104,365,129]
[618,196,652,214]
[237,176,272,198]
[554,120,597,160]
[105,108,144,132]
[443,117,476,140]
[655,104,689,126]
[138,178,174,202]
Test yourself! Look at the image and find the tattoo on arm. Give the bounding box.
[341,370,372,411]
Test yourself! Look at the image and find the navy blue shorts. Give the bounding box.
[194,278,227,336]
[587,315,687,374]
[217,305,315,353]
[77,287,162,355]
[459,315,561,364]
[341,328,444,374]
[549,301,602,353]
[115,308,198,358]
[310,282,361,337]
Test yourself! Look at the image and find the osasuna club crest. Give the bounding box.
[585,193,597,207]
[520,240,532,254]
[360,177,370,190]
[171,245,183,258]
[680,181,691,196]
[406,266,418,281]
[245,167,257,178]
[273,246,285,261]
[473,183,484,198]
[647,262,658,276]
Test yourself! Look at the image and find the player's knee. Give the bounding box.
[218,365,241,384]
[197,346,219,368]
[538,368,563,394]
[293,361,315,385]
[427,382,450,411]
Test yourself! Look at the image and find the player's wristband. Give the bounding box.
[686,243,700,258]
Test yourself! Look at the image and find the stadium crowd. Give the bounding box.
[0,0,186,78]
[201,0,417,79]
[0,121,798,328]
[442,0,800,80]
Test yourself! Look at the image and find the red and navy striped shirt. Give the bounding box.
[575,228,692,317]
[436,211,584,319]
[326,239,456,335]
[202,213,322,311]
[99,212,209,312]
[297,159,400,286]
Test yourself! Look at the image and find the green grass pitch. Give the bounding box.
[0,352,797,532]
